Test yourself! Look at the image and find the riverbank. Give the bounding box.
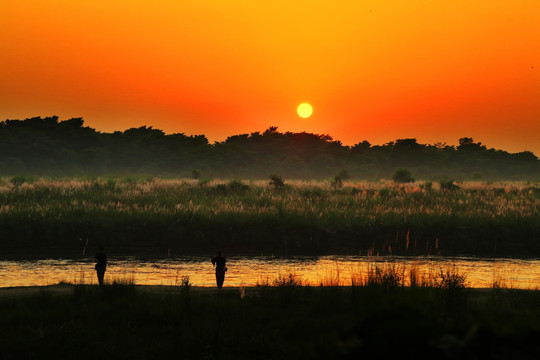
[0,283,538,359]
[0,283,517,297]
[0,284,231,297]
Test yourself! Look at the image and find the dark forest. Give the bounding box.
[1,116,538,180]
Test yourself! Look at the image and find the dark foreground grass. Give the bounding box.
[1,283,539,360]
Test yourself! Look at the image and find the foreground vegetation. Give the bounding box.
[1,277,539,359]
[1,177,539,257]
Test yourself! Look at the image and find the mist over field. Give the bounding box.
[0,176,538,258]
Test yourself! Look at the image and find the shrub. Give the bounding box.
[439,179,460,192]
[106,178,116,190]
[227,179,249,193]
[273,273,302,287]
[367,264,404,290]
[10,175,26,187]
[434,267,468,313]
[392,168,414,183]
[213,184,228,195]
[378,187,397,199]
[180,276,192,305]
[269,174,285,189]
[198,177,211,187]
[420,181,433,191]
[436,268,467,290]
[330,175,343,189]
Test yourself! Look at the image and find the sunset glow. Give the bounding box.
[1,1,539,153]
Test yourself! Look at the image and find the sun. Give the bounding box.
[297,103,313,119]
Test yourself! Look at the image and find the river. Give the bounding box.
[1,255,539,289]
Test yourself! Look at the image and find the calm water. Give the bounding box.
[1,256,539,289]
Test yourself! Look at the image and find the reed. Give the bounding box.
[0,177,538,256]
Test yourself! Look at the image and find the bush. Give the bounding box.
[436,268,467,290]
[420,181,433,191]
[269,174,285,189]
[378,187,397,199]
[179,276,192,305]
[10,175,26,187]
[435,267,468,313]
[106,178,116,190]
[273,273,302,287]
[439,179,460,192]
[198,177,211,187]
[209,181,251,195]
[330,175,344,189]
[213,184,228,195]
[392,168,414,183]
[227,179,250,193]
[367,264,404,290]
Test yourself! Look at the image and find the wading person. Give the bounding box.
[94,246,107,286]
[211,252,227,289]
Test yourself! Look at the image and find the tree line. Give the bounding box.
[1,116,538,180]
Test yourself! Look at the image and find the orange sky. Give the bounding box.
[1,1,539,154]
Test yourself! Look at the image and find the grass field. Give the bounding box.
[0,176,539,257]
[1,277,539,359]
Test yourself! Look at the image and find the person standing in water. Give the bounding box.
[94,246,107,286]
[211,252,227,289]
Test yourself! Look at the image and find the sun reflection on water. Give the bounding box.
[0,256,539,289]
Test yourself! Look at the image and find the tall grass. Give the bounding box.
[0,177,538,256]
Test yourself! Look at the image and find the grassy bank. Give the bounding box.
[1,280,539,359]
[0,177,539,257]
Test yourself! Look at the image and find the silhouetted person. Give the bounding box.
[95,246,107,286]
[211,252,227,289]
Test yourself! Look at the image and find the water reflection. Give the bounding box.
[0,256,539,289]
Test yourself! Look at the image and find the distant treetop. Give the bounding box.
[0,117,537,180]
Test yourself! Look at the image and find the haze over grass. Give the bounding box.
[1,177,539,257]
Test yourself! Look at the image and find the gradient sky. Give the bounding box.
[1,1,539,153]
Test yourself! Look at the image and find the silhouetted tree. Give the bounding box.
[392,168,415,183]
[0,117,538,180]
